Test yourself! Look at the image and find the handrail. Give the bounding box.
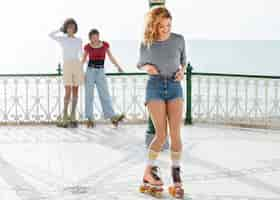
[0,70,279,79]
[0,72,148,77]
[192,72,280,79]
[0,73,61,77]
[2,72,280,79]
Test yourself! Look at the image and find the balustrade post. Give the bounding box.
[57,63,62,76]
[185,62,193,125]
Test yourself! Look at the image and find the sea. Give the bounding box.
[1,40,280,76]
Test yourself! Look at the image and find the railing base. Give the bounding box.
[184,118,192,125]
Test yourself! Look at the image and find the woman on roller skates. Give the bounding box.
[137,7,186,199]
[49,18,84,128]
[82,29,125,128]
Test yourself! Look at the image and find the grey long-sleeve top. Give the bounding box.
[137,33,186,77]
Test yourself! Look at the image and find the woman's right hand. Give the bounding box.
[144,64,159,75]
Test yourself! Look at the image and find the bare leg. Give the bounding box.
[167,99,184,198]
[63,86,71,118]
[71,86,79,119]
[167,99,183,153]
[72,86,79,97]
[143,101,167,186]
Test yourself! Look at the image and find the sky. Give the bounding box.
[0,0,280,74]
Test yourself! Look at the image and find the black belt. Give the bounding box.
[148,67,179,80]
[150,70,179,80]
[88,60,105,68]
[150,75,175,80]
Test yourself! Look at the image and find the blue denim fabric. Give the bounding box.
[145,75,183,105]
[85,68,116,119]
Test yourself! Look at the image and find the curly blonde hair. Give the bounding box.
[143,7,172,47]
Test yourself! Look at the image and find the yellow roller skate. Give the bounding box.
[111,114,125,127]
[56,114,70,128]
[139,166,164,198]
[168,167,184,199]
[86,119,95,128]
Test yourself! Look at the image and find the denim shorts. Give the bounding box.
[145,75,184,105]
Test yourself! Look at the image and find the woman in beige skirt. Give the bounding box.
[49,18,84,128]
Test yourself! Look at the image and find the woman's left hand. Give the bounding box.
[175,68,185,81]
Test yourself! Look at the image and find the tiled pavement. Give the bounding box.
[0,124,280,200]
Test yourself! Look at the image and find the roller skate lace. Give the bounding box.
[172,166,182,184]
[151,166,162,182]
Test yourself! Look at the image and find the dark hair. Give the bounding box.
[88,29,100,39]
[62,18,78,34]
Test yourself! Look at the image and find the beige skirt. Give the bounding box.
[63,60,84,86]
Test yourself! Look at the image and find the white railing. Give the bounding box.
[191,74,280,129]
[0,74,152,123]
[1,69,280,129]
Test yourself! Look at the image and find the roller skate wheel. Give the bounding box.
[86,122,94,128]
[139,185,148,193]
[150,190,162,198]
[168,186,184,199]
[139,185,163,198]
[150,187,163,198]
[56,121,69,128]
[70,123,78,128]
[168,186,175,196]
